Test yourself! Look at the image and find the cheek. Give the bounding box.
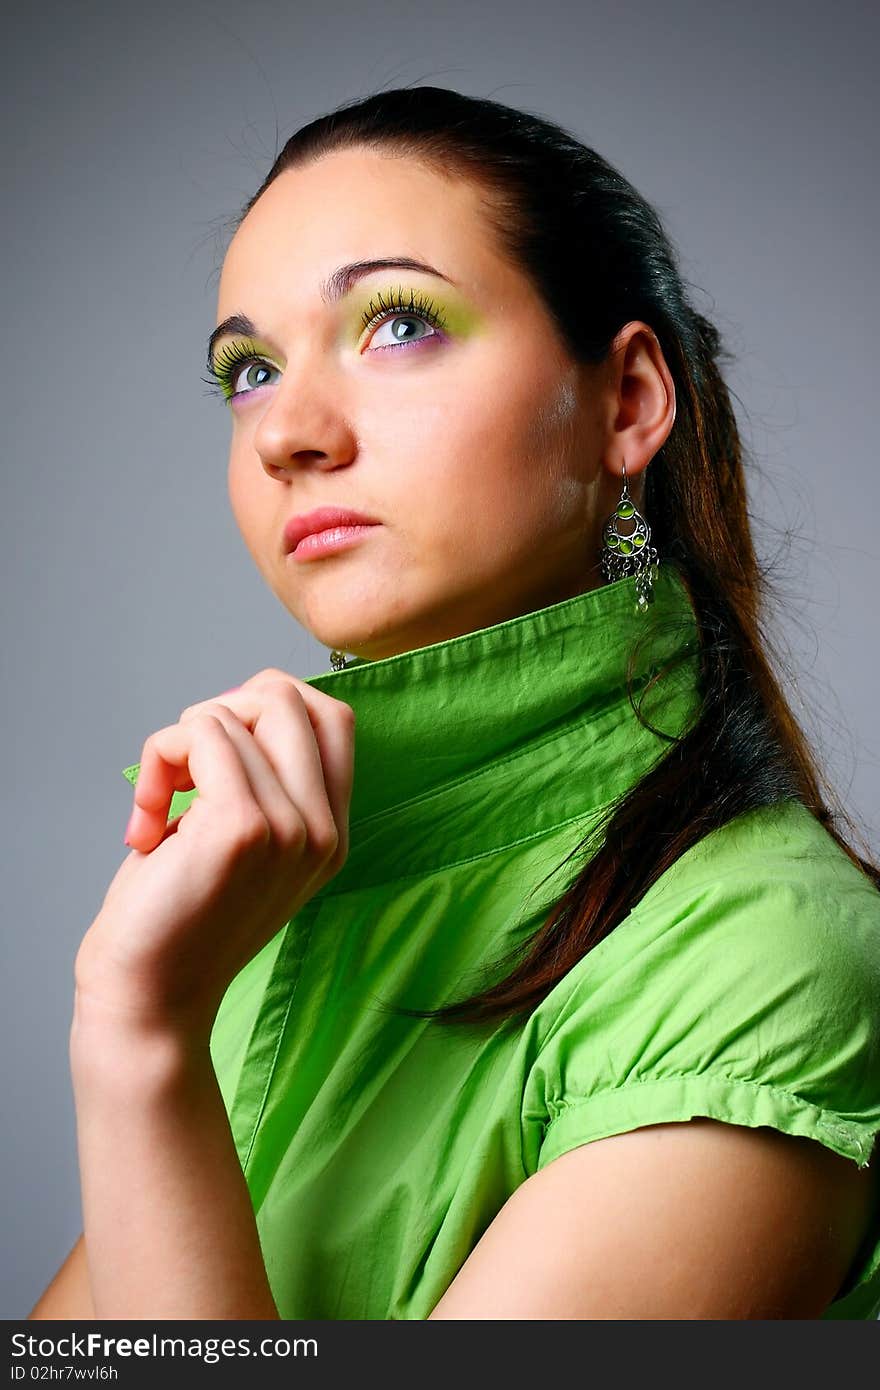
[448,366,583,513]
[228,448,265,517]
[432,371,587,564]
[456,335,580,463]
[227,463,251,537]
[521,372,588,507]
[528,373,581,454]
[227,456,273,564]
[358,321,578,494]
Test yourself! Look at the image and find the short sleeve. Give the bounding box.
[522,803,880,1315]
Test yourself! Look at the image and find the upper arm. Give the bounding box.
[428,1119,880,1319]
[28,1233,96,1321]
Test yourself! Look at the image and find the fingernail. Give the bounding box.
[124,805,146,845]
[220,686,241,695]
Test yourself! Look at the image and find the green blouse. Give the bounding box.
[122,563,880,1319]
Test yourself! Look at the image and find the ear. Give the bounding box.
[601,321,676,490]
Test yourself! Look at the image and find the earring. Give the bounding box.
[600,458,660,613]
[329,649,348,671]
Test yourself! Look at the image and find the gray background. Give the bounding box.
[4,0,878,1317]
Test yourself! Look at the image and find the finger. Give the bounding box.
[131,698,330,863]
[127,714,262,853]
[127,685,273,849]
[196,690,343,867]
[182,678,355,864]
[202,695,335,860]
[243,674,356,859]
[285,681,356,865]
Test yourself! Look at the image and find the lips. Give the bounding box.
[283,507,381,554]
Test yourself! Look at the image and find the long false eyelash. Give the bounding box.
[359,284,448,336]
[200,338,265,402]
[201,287,449,403]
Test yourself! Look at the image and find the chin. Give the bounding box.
[298,607,386,660]
[298,582,411,649]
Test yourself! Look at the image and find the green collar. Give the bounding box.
[123,565,702,892]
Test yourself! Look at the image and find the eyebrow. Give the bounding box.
[206,256,458,372]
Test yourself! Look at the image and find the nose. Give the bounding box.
[252,365,358,480]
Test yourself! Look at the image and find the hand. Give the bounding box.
[73,669,355,1044]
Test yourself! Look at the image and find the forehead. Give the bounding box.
[217,147,512,313]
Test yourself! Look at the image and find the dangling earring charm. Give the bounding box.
[329,649,348,671]
[600,458,660,613]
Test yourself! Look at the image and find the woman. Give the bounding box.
[31,86,880,1321]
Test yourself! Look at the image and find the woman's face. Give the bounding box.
[214,146,611,660]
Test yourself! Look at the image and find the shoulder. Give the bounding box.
[511,799,880,1316]
[639,795,880,997]
[643,795,880,911]
[431,1116,880,1318]
[549,797,880,1024]
[524,797,880,1171]
[630,798,880,1045]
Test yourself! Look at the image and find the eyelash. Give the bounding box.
[200,286,449,404]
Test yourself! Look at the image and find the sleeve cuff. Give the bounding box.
[538,1071,876,1172]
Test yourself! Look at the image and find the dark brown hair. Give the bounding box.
[228,84,880,1027]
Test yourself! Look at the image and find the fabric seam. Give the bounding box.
[321,801,617,895]
[536,1070,877,1160]
[532,1072,880,1309]
[237,904,320,1176]
[348,655,698,832]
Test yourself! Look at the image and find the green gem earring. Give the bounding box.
[600,458,660,613]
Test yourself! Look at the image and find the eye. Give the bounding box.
[367,313,437,351]
[202,285,451,407]
[360,286,448,354]
[226,358,280,398]
[201,341,281,404]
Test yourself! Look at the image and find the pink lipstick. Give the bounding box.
[283,507,381,562]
